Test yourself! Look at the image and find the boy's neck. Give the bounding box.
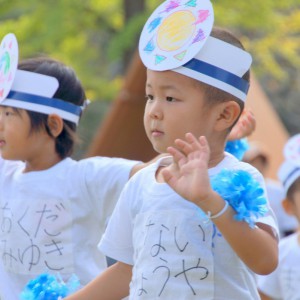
[208,151,225,168]
[207,138,227,168]
[23,154,63,173]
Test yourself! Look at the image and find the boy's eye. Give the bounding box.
[2,107,16,117]
[166,96,175,102]
[5,111,12,116]
[145,94,154,101]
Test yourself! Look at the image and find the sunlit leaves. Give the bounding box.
[0,0,299,101]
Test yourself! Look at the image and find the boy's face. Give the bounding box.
[0,106,47,161]
[144,69,218,153]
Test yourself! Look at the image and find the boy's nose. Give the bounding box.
[150,109,162,119]
[149,102,163,120]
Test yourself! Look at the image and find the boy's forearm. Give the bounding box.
[216,211,278,275]
[66,262,132,300]
[197,193,278,275]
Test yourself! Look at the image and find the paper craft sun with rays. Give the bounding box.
[140,0,213,71]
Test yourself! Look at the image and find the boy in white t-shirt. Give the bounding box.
[66,1,278,299]
[0,34,146,300]
[258,134,300,300]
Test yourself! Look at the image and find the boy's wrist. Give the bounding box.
[196,190,227,217]
[207,201,229,219]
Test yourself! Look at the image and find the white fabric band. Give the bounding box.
[173,37,252,102]
[207,201,229,219]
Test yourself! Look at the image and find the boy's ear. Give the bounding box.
[214,100,241,131]
[47,114,64,137]
[282,198,295,216]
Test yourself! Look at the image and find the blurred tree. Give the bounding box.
[0,0,125,101]
[110,0,300,80]
[110,0,300,136]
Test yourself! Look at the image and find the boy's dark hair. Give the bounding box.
[196,27,250,126]
[18,57,86,159]
[286,177,300,202]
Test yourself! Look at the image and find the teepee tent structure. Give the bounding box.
[245,76,289,179]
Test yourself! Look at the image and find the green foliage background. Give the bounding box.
[0,0,299,156]
[1,0,299,101]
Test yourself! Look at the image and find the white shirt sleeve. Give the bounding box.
[98,175,137,265]
[79,157,140,223]
[257,268,281,299]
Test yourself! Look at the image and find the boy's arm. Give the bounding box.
[227,109,256,141]
[162,133,278,275]
[259,291,274,300]
[66,262,132,300]
[130,153,167,177]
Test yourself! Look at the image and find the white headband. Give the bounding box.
[278,134,300,195]
[139,0,252,102]
[3,70,85,125]
[278,160,300,195]
[0,33,87,125]
[173,36,252,101]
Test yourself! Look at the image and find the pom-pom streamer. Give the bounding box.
[211,169,268,227]
[225,138,249,160]
[20,273,80,300]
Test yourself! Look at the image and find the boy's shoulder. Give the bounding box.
[0,156,24,175]
[76,156,137,169]
[212,152,263,178]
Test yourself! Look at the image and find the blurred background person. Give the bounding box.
[243,141,298,238]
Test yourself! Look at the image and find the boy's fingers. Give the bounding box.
[174,139,193,155]
[171,133,209,160]
[198,136,210,159]
[161,168,172,184]
[173,133,200,156]
[167,146,186,165]
[184,133,205,152]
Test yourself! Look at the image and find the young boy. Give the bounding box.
[0,34,146,300]
[258,134,300,300]
[66,1,278,299]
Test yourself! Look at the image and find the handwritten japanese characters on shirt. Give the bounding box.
[0,198,74,274]
[131,210,216,298]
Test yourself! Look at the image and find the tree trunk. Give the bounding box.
[123,0,145,21]
[122,0,146,69]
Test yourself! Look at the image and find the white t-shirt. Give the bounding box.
[0,156,139,300]
[99,153,278,300]
[257,232,300,300]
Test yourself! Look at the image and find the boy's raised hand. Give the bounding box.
[162,133,213,205]
[228,109,256,141]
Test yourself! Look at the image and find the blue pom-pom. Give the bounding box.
[20,273,80,300]
[225,139,249,160]
[211,169,268,227]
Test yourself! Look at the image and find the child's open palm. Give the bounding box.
[162,134,213,205]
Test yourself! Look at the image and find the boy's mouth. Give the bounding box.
[0,140,5,147]
[151,129,164,137]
